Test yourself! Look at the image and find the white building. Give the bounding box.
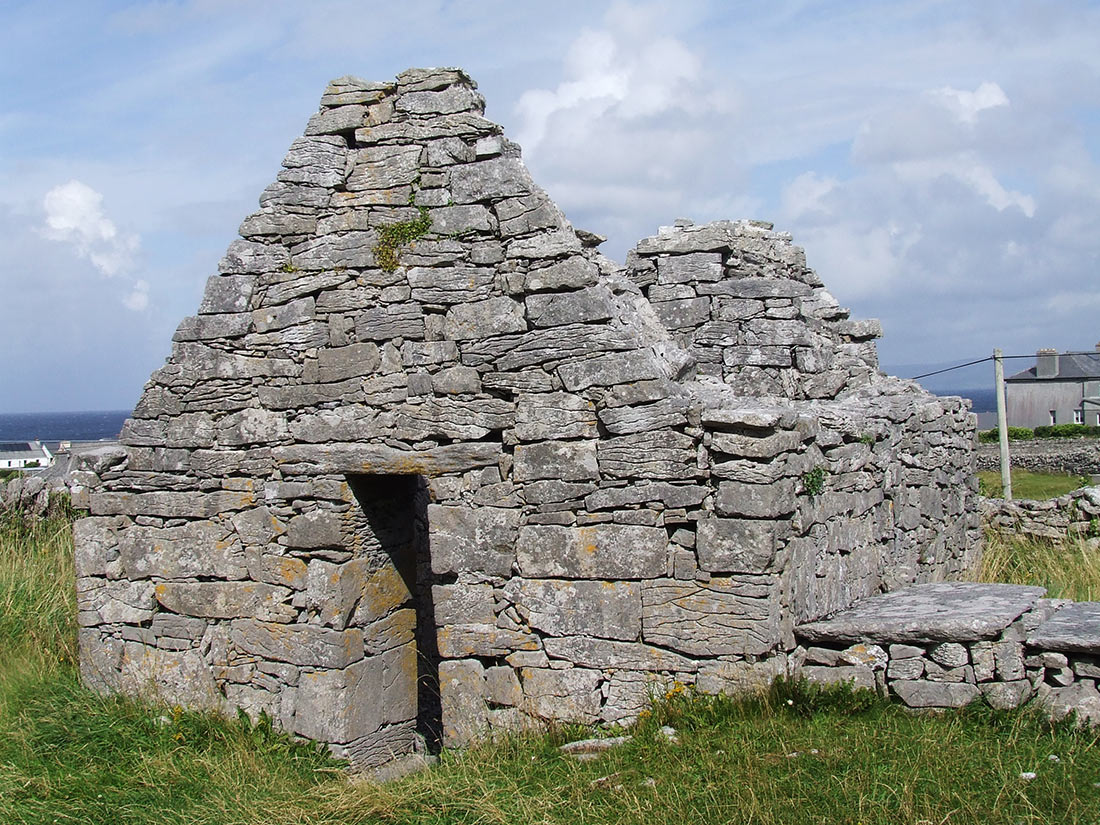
[0,441,54,470]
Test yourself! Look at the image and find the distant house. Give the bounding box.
[0,441,53,470]
[1006,345,1100,427]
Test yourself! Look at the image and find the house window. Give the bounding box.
[1050,410,1057,425]
[1074,410,1083,425]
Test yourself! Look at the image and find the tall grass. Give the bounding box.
[977,469,1089,500]
[973,531,1100,601]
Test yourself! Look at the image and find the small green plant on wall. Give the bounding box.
[373,206,432,273]
[802,466,828,498]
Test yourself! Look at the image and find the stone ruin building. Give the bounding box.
[72,67,988,770]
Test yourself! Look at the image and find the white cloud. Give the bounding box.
[935,81,1009,124]
[42,179,139,277]
[123,279,150,312]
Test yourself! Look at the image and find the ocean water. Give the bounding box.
[938,388,996,413]
[0,410,131,442]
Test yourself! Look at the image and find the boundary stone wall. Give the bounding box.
[981,487,1100,545]
[72,68,979,769]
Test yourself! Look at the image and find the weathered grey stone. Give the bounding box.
[444,296,526,340]
[543,636,695,672]
[524,257,599,290]
[77,578,157,625]
[514,392,597,441]
[199,274,255,314]
[303,343,380,383]
[231,619,365,668]
[981,680,1033,710]
[584,482,708,511]
[428,505,519,577]
[174,312,251,341]
[797,584,1046,644]
[558,350,666,392]
[396,85,483,115]
[355,304,424,341]
[154,581,293,621]
[285,510,344,549]
[696,517,779,573]
[439,659,487,747]
[517,524,667,579]
[407,266,495,304]
[217,408,290,446]
[117,522,245,580]
[715,480,796,518]
[598,432,699,480]
[436,625,539,658]
[521,667,601,724]
[929,642,969,669]
[295,658,381,743]
[274,442,500,475]
[1041,680,1100,726]
[802,665,875,692]
[642,576,779,656]
[513,440,598,482]
[892,680,980,708]
[450,157,534,203]
[525,286,615,328]
[1028,602,1100,653]
[277,136,347,189]
[505,579,641,641]
[432,583,496,626]
[347,145,421,191]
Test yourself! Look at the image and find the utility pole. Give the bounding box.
[993,348,1012,500]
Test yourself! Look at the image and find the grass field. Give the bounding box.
[2,505,1099,824]
[977,469,1090,500]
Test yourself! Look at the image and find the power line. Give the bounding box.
[907,350,1100,381]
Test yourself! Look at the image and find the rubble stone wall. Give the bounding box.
[73,68,979,769]
[981,486,1100,545]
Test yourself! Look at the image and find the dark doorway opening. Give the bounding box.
[347,474,441,754]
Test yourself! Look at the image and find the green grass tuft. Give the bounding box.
[972,530,1100,601]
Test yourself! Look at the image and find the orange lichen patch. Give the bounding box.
[577,526,600,556]
[360,564,410,622]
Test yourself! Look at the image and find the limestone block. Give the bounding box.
[650,297,711,330]
[516,524,667,579]
[709,430,801,459]
[641,576,779,657]
[994,641,1026,681]
[304,558,373,630]
[273,442,500,476]
[656,252,723,284]
[155,581,294,621]
[285,510,343,550]
[840,643,888,670]
[231,507,284,548]
[521,667,601,724]
[77,578,157,625]
[1041,680,1100,726]
[542,636,695,672]
[219,239,290,275]
[277,135,348,188]
[802,665,875,692]
[304,104,368,135]
[715,480,796,518]
[513,392,597,441]
[450,157,534,203]
[485,665,523,707]
[239,210,317,238]
[506,230,582,259]
[513,441,598,482]
[439,659,488,747]
[444,296,527,340]
[118,643,221,710]
[436,625,540,658]
[295,658,383,743]
[557,350,666,392]
[173,313,251,342]
[425,205,492,235]
[1028,602,1100,653]
[171,342,298,382]
[981,680,1033,710]
[355,304,424,341]
[302,343,381,384]
[597,431,699,480]
[695,517,779,574]
[522,480,597,505]
[199,274,255,315]
[352,564,413,625]
[433,365,481,395]
[396,85,483,115]
[504,579,640,641]
[347,145,421,191]
[891,680,980,708]
[381,644,418,725]
[929,642,969,669]
[525,285,615,328]
[466,324,634,371]
[597,397,691,436]
[696,657,787,695]
[231,619,365,668]
[79,627,124,693]
[289,407,379,443]
[887,656,924,680]
[217,408,290,447]
[428,505,519,576]
[73,516,126,577]
[584,482,708,511]
[117,521,245,580]
[524,257,599,290]
[362,608,415,655]
[407,266,495,305]
[395,397,514,440]
[433,583,496,626]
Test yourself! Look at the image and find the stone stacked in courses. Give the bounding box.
[796,583,1100,724]
[72,68,979,770]
[981,485,1100,546]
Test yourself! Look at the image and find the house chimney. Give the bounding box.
[1036,348,1059,378]
[1095,341,1100,352]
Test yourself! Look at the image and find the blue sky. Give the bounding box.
[2,0,1098,411]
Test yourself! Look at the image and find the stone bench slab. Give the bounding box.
[797,583,1046,644]
[1028,602,1100,653]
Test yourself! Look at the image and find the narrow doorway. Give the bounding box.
[347,474,441,756]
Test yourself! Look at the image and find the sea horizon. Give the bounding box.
[0,409,131,443]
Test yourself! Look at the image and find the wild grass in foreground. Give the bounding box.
[974,530,1100,601]
[2,505,1099,824]
[977,469,1090,500]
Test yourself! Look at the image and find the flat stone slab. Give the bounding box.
[1028,602,1100,653]
[797,583,1046,644]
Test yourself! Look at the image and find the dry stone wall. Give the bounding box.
[73,68,979,769]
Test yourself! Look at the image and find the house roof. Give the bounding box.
[0,442,49,462]
[1007,352,1100,382]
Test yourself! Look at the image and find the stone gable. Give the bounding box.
[73,67,979,769]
